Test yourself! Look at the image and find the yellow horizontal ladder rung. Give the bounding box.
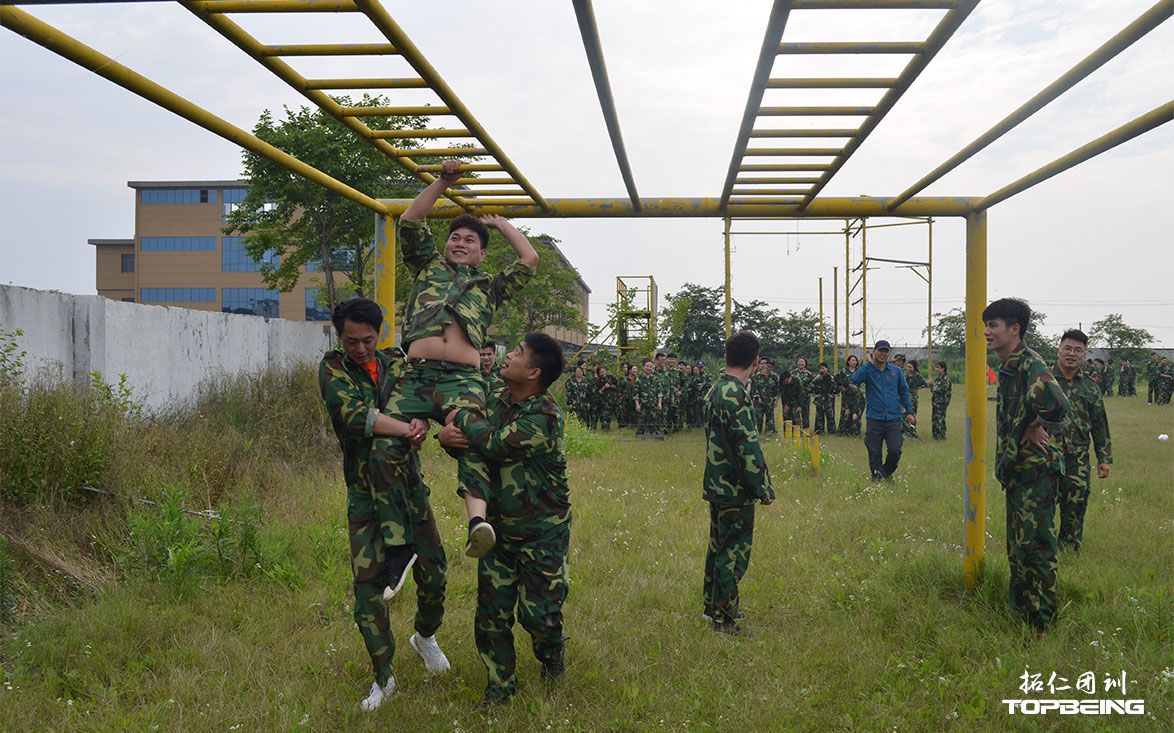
[453,177,515,185]
[459,197,536,206]
[304,78,427,90]
[341,105,450,116]
[792,0,959,8]
[759,106,876,116]
[779,41,925,54]
[734,176,821,184]
[751,128,859,137]
[728,197,808,205]
[370,128,470,139]
[730,188,813,195]
[257,43,397,56]
[196,0,358,12]
[739,163,832,171]
[419,163,503,172]
[767,77,897,88]
[451,189,527,196]
[744,147,843,156]
[396,147,488,157]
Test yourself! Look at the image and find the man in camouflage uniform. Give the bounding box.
[928,361,952,440]
[1119,358,1135,397]
[903,360,928,438]
[1101,359,1115,397]
[810,361,837,435]
[1145,353,1160,403]
[1158,356,1174,405]
[679,361,695,430]
[794,357,814,430]
[664,353,685,433]
[778,370,803,427]
[702,331,775,635]
[750,358,778,434]
[480,341,505,396]
[837,354,864,436]
[985,298,1070,633]
[565,365,590,426]
[319,298,449,711]
[439,333,570,704]
[634,358,664,438]
[1052,330,1112,553]
[590,364,618,431]
[380,159,537,561]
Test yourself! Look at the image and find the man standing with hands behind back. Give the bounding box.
[850,339,915,481]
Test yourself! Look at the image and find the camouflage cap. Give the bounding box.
[893,353,906,361]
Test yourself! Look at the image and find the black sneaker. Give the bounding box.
[540,647,565,681]
[382,546,418,602]
[711,619,743,636]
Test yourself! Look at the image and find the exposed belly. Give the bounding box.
[407,321,479,365]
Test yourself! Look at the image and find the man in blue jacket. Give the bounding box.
[850,340,915,480]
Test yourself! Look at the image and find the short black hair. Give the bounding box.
[481,340,497,351]
[819,361,828,368]
[668,352,678,359]
[643,358,653,366]
[1060,328,1088,346]
[982,297,1032,337]
[936,361,948,372]
[332,297,383,335]
[523,333,564,391]
[780,370,792,379]
[725,331,760,369]
[655,352,665,359]
[449,213,490,249]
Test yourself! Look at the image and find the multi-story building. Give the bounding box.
[90,180,590,347]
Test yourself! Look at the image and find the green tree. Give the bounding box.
[660,283,724,362]
[733,299,785,355]
[774,308,830,362]
[479,231,587,347]
[1089,313,1153,352]
[926,306,1048,356]
[224,96,426,310]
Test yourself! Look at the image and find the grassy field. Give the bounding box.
[1,385,1171,731]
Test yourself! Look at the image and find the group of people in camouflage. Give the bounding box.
[1143,352,1174,404]
[319,160,571,710]
[565,353,712,437]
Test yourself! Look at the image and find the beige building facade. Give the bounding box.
[91,180,590,347]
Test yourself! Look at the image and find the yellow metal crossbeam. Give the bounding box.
[257,43,396,56]
[779,41,924,54]
[304,78,428,89]
[767,77,897,88]
[370,128,470,139]
[750,128,858,137]
[196,0,358,12]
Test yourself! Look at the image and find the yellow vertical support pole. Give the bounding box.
[819,277,825,365]
[963,210,988,590]
[844,219,851,363]
[927,217,934,368]
[375,213,397,348]
[724,217,733,339]
[859,218,868,359]
[812,434,821,473]
[832,267,839,372]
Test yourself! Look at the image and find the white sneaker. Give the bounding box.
[410,633,452,674]
[359,677,396,712]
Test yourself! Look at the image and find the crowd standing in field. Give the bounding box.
[315,171,1163,710]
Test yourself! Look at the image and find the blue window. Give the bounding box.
[221,236,279,273]
[141,188,211,205]
[305,288,331,321]
[223,288,279,318]
[306,260,322,272]
[140,236,216,252]
[222,189,247,204]
[121,254,135,273]
[140,288,216,303]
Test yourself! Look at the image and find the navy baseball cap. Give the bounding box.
[874,340,891,351]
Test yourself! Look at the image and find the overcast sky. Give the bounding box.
[1,1,1171,346]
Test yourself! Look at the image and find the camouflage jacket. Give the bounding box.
[810,372,837,397]
[836,369,865,410]
[656,367,679,403]
[591,374,618,406]
[994,342,1070,486]
[565,377,590,411]
[906,372,928,393]
[634,373,663,409]
[1144,360,1159,381]
[318,348,406,490]
[398,217,535,350]
[778,377,803,406]
[930,377,952,407]
[703,373,774,505]
[1051,366,1112,463]
[481,367,506,396]
[794,368,813,397]
[749,371,777,405]
[455,390,569,538]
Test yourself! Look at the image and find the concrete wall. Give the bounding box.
[0,284,333,412]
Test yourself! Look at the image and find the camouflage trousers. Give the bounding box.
[1058,452,1092,552]
[375,360,493,504]
[666,401,681,433]
[348,475,447,686]
[903,401,919,438]
[781,402,801,428]
[636,408,663,436]
[1003,474,1059,632]
[797,398,810,429]
[703,502,756,625]
[753,401,776,435]
[812,395,835,434]
[931,401,949,440]
[839,408,862,436]
[476,521,571,701]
